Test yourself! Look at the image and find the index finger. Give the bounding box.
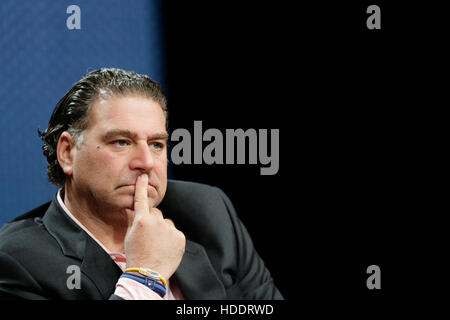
[133,173,149,215]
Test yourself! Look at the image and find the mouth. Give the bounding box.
[118,183,157,191]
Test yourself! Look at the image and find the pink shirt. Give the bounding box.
[57,190,184,300]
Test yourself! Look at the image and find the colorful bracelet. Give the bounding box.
[123,267,167,287]
[120,272,167,297]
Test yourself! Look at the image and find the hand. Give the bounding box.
[124,173,186,280]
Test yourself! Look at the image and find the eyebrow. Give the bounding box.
[102,129,169,141]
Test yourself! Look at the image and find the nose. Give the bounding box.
[129,141,155,173]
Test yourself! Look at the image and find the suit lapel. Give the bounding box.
[43,196,122,299]
[81,236,123,299]
[174,239,226,300]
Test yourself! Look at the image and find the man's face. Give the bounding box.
[68,95,168,211]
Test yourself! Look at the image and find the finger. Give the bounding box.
[134,173,149,216]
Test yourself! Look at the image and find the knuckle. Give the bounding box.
[151,208,162,215]
[156,218,166,228]
[151,209,164,220]
[177,230,186,243]
[164,218,174,226]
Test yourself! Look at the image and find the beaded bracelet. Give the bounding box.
[124,267,167,287]
[120,272,167,297]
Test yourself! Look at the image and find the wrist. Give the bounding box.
[120,272,167,297]
[124,267,167,287]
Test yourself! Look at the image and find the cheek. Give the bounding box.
[97,152,126,178]
[75,149,118,180]
[155,156,168,176]
[153,156,167,181]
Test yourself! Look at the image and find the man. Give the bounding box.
[0,68,283,300]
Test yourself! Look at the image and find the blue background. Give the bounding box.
[0,0,166,225]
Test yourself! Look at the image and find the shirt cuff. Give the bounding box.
[114,276,164,300]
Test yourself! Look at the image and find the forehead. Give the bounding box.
[87,95,166,135]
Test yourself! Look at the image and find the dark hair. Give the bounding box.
[38,68,168,186]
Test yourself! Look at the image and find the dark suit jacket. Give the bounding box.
[0,180,283,300]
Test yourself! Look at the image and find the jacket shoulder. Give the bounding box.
[162,179,232,218]
[165,179,224,200]
[7,201,51,223]
[160,179,237,244]
[0,201,51,252]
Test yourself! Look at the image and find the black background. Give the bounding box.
[0,1,444,317]
[160,0,443,311]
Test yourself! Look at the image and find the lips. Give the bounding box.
[118,182,157,190]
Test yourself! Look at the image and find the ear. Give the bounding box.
[57,131,76,176]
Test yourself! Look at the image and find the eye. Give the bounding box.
[113,139,130,147]
[150,142,164,150]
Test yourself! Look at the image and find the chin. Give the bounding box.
[111,194,134,210]
[115,195,160,211]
